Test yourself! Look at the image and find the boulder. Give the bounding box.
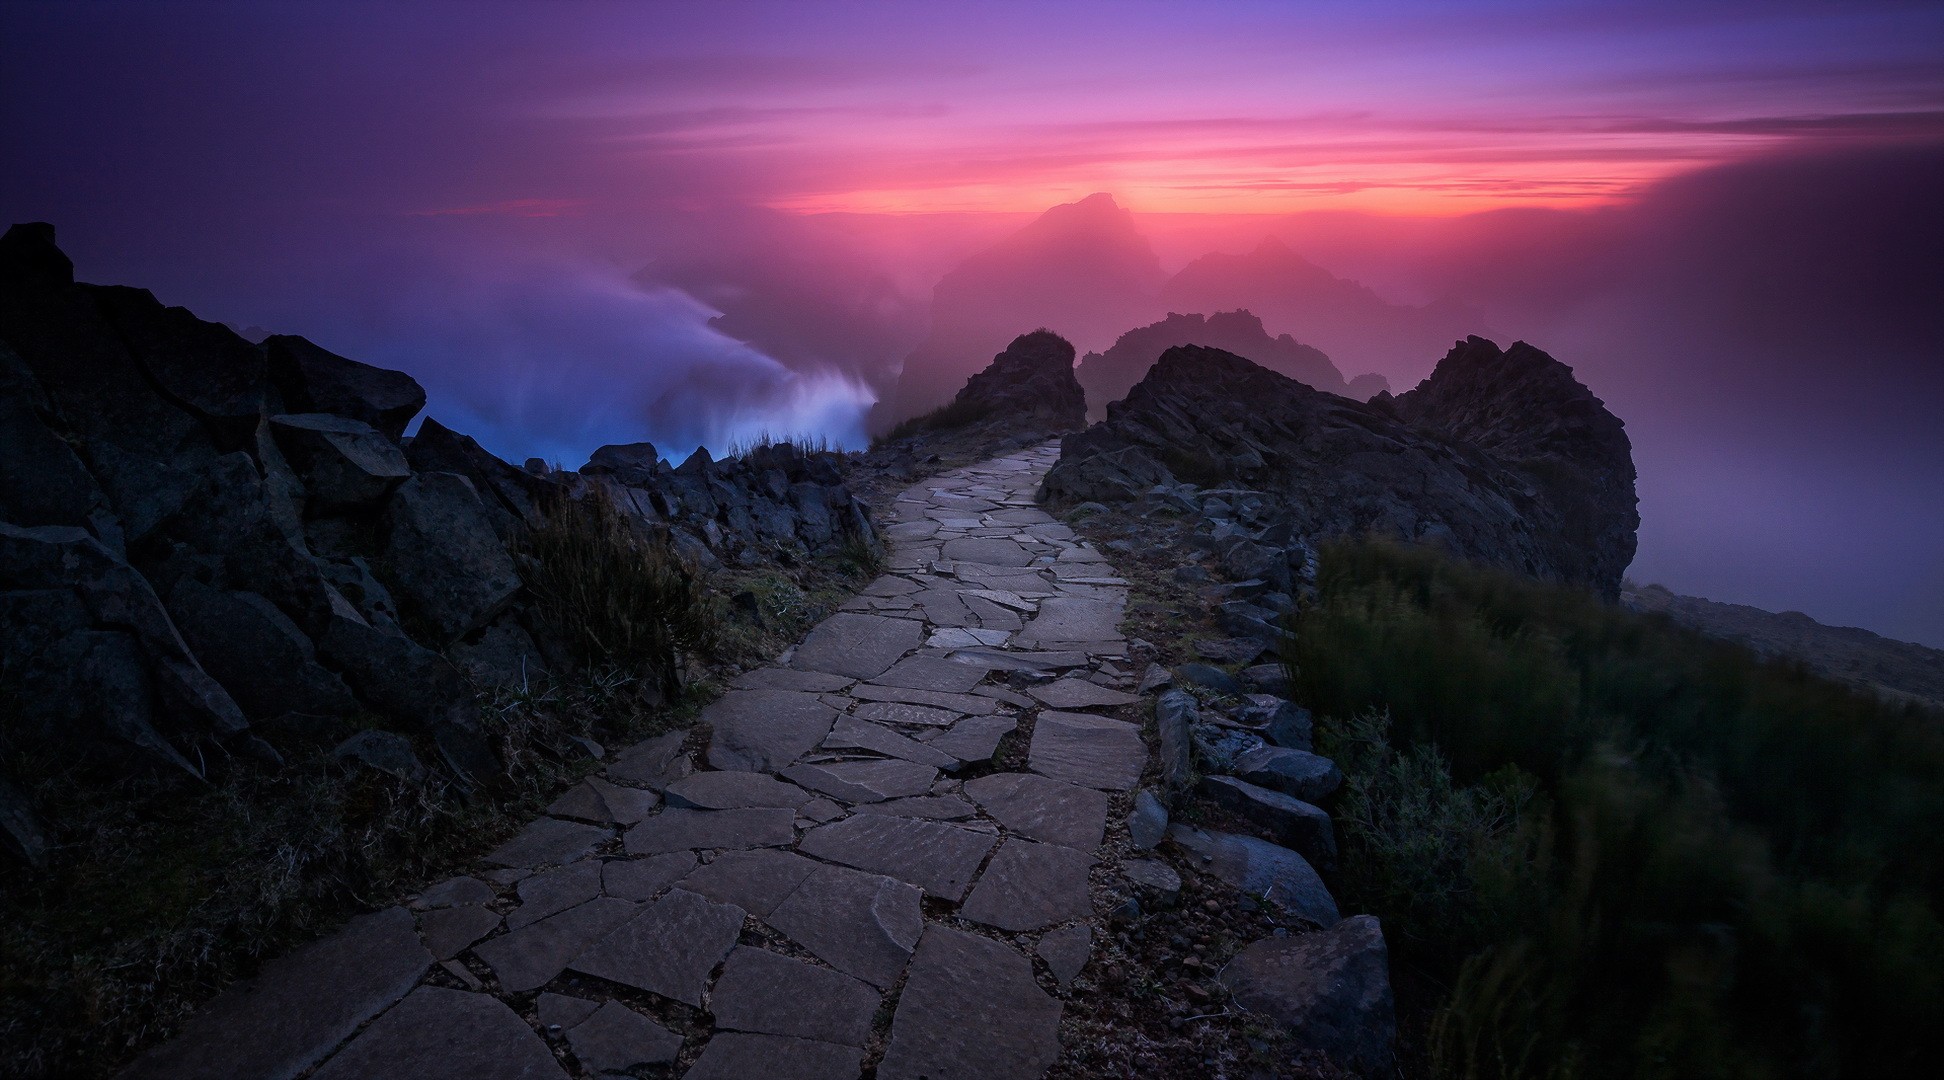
[165,578,358,721]
[380,472,522,646]
[266,334,426,441]
[947,329,1088,434]
[268,413,411,510]
[1201,775,1336,871]
[1232,745,1342,804]
[1154,689,1197,792]
[1219,916,1397,1075]
[581,442,661,486]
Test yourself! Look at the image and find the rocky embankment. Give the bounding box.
[1042,336,1638,599]
[0,223,877,810]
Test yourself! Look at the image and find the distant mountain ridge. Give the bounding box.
[1624,584,1944,711]
[1075,309,1386,421]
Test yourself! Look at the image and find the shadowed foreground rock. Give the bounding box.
[1220,915,1398,1076]
[1043,337,1638,598]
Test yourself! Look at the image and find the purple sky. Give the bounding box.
[2,1,1940,644]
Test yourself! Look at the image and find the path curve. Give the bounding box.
[122,439,1155,1080]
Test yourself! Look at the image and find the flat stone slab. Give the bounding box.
[472,897,640,993]
[545,776,660,825]
[853,794,977,820]
[921,714,1017,763]
[509,861,604,930]
[732,667,856,692]
[675,848,822,916]
[798,815,998,901]
[537,992,601,1031]
[602,852,696,901]
[1169,824,1340,927]
[783,759,939,803]
[624,807,796,854]
[941,536,1036,566]
[1026,677,1141,709]
[959,839,1095,932]
[852,700,964,727]
[603,730,693,790]
[310,986,566,1080]
[569,889,745,1005]
[564,1000,682,1072]
[791,612,921,679]
[683,1032,863,1080]
[710,946,880,1047]
[963,772,1110,851]
[663,770,813,809]
[482,817,613,869]
[877,926,1062,1080]
[413,876,496,909]
[1029,711,1148,791]
[928,627,1011,648]
[1037,924,1092,987]
[824,715,961,768]
[119,907,431,1080]
[766,863,924,988]
[870,653,990,693]
[702,689,838,772]
[1015,596,1122,648]
[849,682,1000,715]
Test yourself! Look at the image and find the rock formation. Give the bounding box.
[1075,309,1386,421]
[1042,336,1638,598]
[0,223,877,784]
[950,330,1087,433]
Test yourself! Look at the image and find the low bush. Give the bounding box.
[1286,540,1944,1079]
[873,397,997,446]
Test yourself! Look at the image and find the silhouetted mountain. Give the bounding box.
[1075,309,1386,421]
[1160,237,1485,384]
[874,193,1162,430]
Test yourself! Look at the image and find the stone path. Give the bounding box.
[123,439,1156,1080]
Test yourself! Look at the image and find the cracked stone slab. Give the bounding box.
[119,907,431,1080]
[701,689,838,772]
[959,838,1096,932]
[1026,677,1142,710]
[413,876,495,909]
[623,807,796,854]
[940,536,1036,566]
[1037,924,1092,987]
[731,667,856,692]
[851,700,963,727]
[481,817,613,869]
[782,759,939,803]
[877,925,1063,1080]
[564,1000,682,1072]
[921,714,1018,764]
[789,612,922,679]
[823,715,962,769]
[709,946,880,1047]
[928,626,1011,648]
[414,903,500,962]
[569,889,745,1005]
[536,992,600,1032]
[472,897,640,993]
[1029,711,1148,791]
[602,852,697,901]
[1015,596,1123,648]
[683,1032,864,1080]
[797,814,998,901]
[509,862,604,930]
[852,794,977,820]
[310,986,566,1080]
[963,772,1110,851]
[545,776,660,825]
[675,848,823,916]
[603,731,693,790]
[663,770,813,810]
[870,653,990,693]
[849,682,1001,715]
[765,863,923,989]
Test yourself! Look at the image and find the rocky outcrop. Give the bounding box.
[1075,309,1385,421]
[0,223,878,786]
[949,330,1086,433]
[1043,338,1638,598]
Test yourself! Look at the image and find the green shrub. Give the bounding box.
[1284,540,1944,1079]
[523,488,718,703]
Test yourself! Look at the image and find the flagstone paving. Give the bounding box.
[121,439,1165,1079]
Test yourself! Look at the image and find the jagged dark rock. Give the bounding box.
[1043,338,1639,598]
[1220,916,1397,1075]
[1076,309,1385,421]
[951,330,1087,435]
[0,223,880,789]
